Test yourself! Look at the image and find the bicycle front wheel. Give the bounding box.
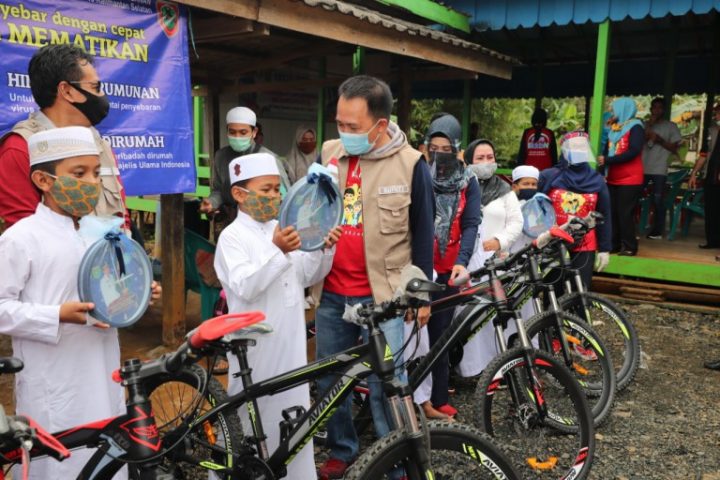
[345,420,520,480]
[144,364,244,480]
[475,347,595,480]
[560,291,640,391]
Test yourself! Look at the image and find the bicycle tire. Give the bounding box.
[143,364,244,480]
[345,420,521,480]
[523,310,617,427]
[474,347,595,480]
[560,291,640,391]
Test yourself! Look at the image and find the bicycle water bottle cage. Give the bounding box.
[280,406,307,443]
[0,357,23,374]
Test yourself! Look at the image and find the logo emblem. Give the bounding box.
[234,164,242,177]
[157,1,180,38]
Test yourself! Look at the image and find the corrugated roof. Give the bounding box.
[447,0,720,30]
[302,0,517,63]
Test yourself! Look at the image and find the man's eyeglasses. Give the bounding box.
[68,80,103,94]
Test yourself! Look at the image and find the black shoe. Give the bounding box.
[618,250,637,256]
[699,244,720,249]
[704,360,720,370]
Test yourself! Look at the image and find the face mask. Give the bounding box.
[298,141,316,155]
[228,136,253,153]
[432,152,462,179]
[69,85,110,126]
[44,173,100,217]
[240,188,280,223]
[468,162,497,180]
[517,188,537,201]
[339,120,380,156]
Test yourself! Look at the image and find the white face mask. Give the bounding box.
[468,162,497,180]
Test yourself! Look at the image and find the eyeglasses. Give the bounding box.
[69,80,103,94]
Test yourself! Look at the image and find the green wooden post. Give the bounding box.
[353,46,366,75]
[317,58,326,145]
[589,20,611,158]
[462,79,472,149]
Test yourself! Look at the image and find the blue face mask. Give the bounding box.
[339,120,380,156]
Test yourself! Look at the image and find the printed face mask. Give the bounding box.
[517,188,537,201]
[339,120,380,156]
[45,173,101,217]
[241,188,280,223]
[69,84,110,126]
[468,162,497,180]
[228,136,253,153]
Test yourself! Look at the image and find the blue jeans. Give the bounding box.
[315,290,405,463]
[643,174,667,236]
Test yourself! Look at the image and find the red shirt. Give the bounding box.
[522,128,555,171]
[323,156,372,297]
[607,130,644,186]
[0,134,41,228]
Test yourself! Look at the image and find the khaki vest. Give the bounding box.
[322,139,421,303]
[8,116,126,218]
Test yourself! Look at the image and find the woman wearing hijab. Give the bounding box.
[598,98,645,256]
[457,139,524,378]
[285,126,318,184]
[423,114,482,418]
[539,131,613,289]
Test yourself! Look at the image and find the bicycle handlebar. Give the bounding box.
[0,408,70,463]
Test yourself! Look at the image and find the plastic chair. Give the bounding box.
[184,229,221,321]
[638,169,688,234]
[667,188,704,241]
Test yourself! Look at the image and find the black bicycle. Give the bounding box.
[138,271,521,479]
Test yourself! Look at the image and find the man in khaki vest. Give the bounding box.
[0,44,126,229]
[316,75,435,479]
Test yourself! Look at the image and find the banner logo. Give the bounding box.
[157,1,179,38]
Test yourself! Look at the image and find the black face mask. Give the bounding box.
[431,152,461,179]
[517,188,537,201]
[69,84,110,126]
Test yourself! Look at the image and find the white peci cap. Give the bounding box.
[226,106,256,126]
[229,153,279,184]
[512,165,540,182]
[28,126,99,166]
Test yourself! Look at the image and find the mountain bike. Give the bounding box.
[0,313,262,479]
[138,270,522,479]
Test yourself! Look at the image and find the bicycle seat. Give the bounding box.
[0,357,23,374]
[189,311,266,349]
[406,278,445,294]
[223,323,274,342]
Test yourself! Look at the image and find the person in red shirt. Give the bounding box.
[598,98,645,256]
[517,108,558,171]
[0,44,128,230]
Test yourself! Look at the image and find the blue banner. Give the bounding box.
[0,0,195,196]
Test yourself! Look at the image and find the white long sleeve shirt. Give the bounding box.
[0,203,125,479]
[214,211,335,480]
[467,191,524,272]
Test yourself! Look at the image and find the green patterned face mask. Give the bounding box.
[44,173,100,217]
[240,188,280,223]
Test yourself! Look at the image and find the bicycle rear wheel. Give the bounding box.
[474,347,595,480]
[524,310,616,427]
[560,292,640,391]
[144,364,243,480]
[345,421,520,480]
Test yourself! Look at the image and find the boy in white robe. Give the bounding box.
[0,127,127,479]
[214,153,341,480]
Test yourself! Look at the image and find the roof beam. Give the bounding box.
[372,0,470,33]
[176,0,512,77]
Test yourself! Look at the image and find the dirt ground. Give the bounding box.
[1,293,720,479]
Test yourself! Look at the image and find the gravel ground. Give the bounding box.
[2,301,719,479]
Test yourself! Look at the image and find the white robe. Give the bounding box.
[403,323,432,405]
[214,211,335,480]
[459,192,525,377]
[0,204,125,479]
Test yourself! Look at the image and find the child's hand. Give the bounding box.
[59,302,109,328]
[324,226,343,249]
[150,281,162,305]
[273,225,301,253]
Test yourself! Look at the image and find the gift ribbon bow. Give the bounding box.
[105,231,127,277]
[306,172,337,204]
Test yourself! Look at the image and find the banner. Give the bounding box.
[0,0,195,196]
